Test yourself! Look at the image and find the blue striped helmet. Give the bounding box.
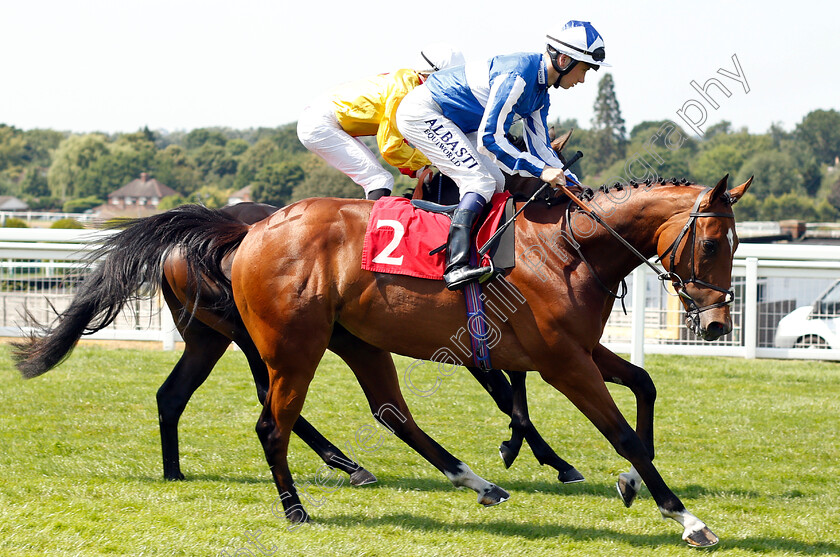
[546,20,610,68]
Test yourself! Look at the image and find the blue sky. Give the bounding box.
[3,0,837,137]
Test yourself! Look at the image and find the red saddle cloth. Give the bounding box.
[361,192,511,280]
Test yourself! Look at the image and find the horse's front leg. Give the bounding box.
[465,367,583,483]
[593,344,657,506]
[539,354,717,547]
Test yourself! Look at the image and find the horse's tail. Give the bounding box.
[12,204,249,379]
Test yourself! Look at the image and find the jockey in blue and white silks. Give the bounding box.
[424,53,563,181]
[397,20,609,290]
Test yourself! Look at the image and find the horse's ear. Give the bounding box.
[551,128,574,154]
[727,176,753,205]
[710,174,729,201]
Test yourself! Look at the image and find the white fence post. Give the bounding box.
[159,299,177,351]
[630,265,646,367]
[743,257,759,359]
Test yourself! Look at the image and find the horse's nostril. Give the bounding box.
[704,321,731,340]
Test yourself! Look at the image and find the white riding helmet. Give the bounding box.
[546,20,610,69]
[416,43,466,74]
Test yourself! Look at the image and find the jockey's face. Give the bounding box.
[558,58,591,89]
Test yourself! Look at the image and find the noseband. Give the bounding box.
[564,186,735,333]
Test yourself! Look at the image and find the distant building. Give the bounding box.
[0,196,29,211]
[108,173,178,211]
[228,185,253,205]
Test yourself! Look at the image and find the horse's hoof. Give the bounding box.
[557,467,585,484]
[477,484,510,507]
[286,507,310,524]
[349,467,377,486]
[616,473,639,507]
[684,526,719,547]
[164,471,185,481]
[498,442,517,469]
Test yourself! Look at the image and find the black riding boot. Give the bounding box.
[443,193,493,290]
[366,188,390,200]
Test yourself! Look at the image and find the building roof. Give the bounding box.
[0,196,29,210]
[109,173,178,199]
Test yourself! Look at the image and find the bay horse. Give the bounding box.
[14,174,750,545]
[226,174,750,546]
[13,201,581,485]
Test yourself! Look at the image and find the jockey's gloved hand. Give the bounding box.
[398,167,418,178]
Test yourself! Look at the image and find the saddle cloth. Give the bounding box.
[361,192,512,280]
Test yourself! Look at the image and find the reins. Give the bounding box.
[556,183,735,326]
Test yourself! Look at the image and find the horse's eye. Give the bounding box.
[702,240,718,254]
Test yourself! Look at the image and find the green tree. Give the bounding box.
[194,143,237,180]
[588,73,627,174]
[732,192,760,221]
[19,167,50,197]
[252,161,305,206]
[63,196,102,213]
[47,134,110,199]
[157,194,188,210]
[233,138,284,190]
[151,145,201,196]
[73,135,156,199]
[691,144,746,187]
[292,158,361,201]
[760,192,818,221]
[3,217,28,228]
[50,218,84,229]
[270,123,308,154]
[737,150,805,201]
[187,186,228,208]
[226,138,250,157]
[827,176,840,212]
[184,128,228,150]
[704,121,731,140]
[795,109,840,165]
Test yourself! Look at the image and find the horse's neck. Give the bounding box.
[568,185,692,286]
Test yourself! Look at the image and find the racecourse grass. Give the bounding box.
[1,345,839,556]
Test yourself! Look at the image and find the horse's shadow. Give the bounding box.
[314,512,840,554]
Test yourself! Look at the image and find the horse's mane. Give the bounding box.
[574,177,735,206]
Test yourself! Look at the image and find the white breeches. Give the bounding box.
[396,86,504,203]
[297,98,393,196]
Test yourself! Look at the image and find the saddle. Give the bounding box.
[360,193,515,281]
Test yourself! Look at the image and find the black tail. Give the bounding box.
[12,204,249,379]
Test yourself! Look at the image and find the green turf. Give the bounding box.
[1,345,838,556]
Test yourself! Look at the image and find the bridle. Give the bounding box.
[655,186,735,334]
[564,185,735,333]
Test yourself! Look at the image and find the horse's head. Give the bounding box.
[657,175,753,341]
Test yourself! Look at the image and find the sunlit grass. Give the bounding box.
[1,345,838,556]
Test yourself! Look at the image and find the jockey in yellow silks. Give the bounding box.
[296,44,465,200]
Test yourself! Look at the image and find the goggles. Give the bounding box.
[546,36,605,63]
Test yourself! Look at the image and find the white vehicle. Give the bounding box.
[774,279,840,349]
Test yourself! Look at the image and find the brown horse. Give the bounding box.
[12,200,582,485]
[227,175,750,546]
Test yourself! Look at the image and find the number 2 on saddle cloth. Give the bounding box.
[360,193,515,369]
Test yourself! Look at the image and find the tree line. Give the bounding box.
[1,73,839,222]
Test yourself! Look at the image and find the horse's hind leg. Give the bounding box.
[594,344,657,507]
[257,357,321,524]
[157,294,230,480]
[331,325,508,507]
[466,366,583,483]
[237,333,377,486]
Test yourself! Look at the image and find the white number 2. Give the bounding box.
[372,219,405,266]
